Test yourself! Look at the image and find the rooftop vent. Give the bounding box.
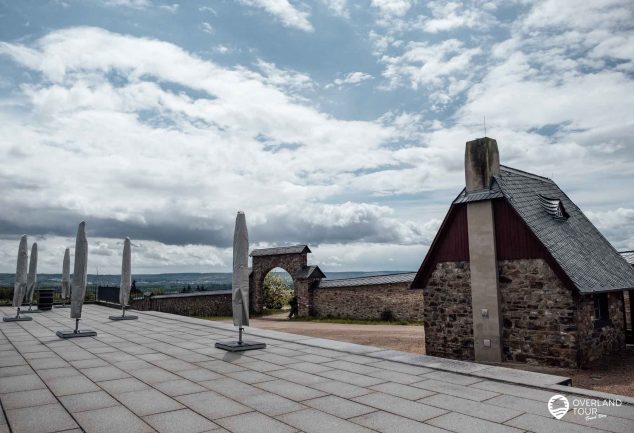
[538,195,569,220]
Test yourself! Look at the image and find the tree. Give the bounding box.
[263,273,293,310]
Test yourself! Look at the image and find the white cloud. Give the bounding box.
[326,71,373,88]
[420,1,494,33]
[103,0,151,9]
[238,0,313,32]
[159,3,179,13]
[200,22,214,34]
[321,0,349,18]
[371,0,412,18]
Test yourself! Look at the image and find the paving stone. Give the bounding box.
[153,379,207,396]
[322,361,381,375]
[304,395,375,419]
[176,391,251,420]
[0,388,57,409]
[200,377,266,400]
[178,367,224,382]
[117,388,184,416]
[37,367,77,380]
[6,403,78,433]
[0,374,45,393]
[45,374,100,396]
[248,353,300,366]
[309,380,373,399]
[277,408,376,433]
[269,368,331,386]
[318,369,386,387]
[59,390,120,413]
[70,358,109,369]
[0,365,34,378]
[113,359,153,372]
[225,370,274,384]
[197,360,247,373]
[97,377,150,394]
[420,393,523,423]
[350,410,449,433]
[353,392,447,422]
[420,370,484,386]
[367,369,423,385]
[255,379,327,401]
[285,361,333,374]
[28,357,70,370]
[74,405,155,433]
[81,366,130,382]
[469,380,555,401]
[151,358,198,371]
[239,360,286,372]
[369,382,436,400]
[412,379,499,401]
[131,367,182,383]
[0,356,26,368]
[293,354,334,364]
[428,412,524,433]
[216,411,297,433]
[144,409,219,433]
[241,392,306,416]
[505,413,607,433]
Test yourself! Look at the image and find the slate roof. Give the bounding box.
[250,245,311,257]
[318,272,416,289]
[295,265,326,280]
[454,165,634,293]
[621,251,634,266]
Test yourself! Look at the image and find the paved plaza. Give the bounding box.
[1,305,633,433]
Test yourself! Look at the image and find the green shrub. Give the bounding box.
[263,273,293,310]
[380,308,395,321]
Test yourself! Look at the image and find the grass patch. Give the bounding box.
[289,317,423,326]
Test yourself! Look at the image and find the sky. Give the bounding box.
[0,0,633,274]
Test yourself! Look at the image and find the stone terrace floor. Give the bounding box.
[1,305,633,433]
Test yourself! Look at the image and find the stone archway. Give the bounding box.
[250,245,324,317]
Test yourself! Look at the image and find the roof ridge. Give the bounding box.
[500,165,553,183]
[322,271,416,282]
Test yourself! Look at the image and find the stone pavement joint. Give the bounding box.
[0,304,632,433]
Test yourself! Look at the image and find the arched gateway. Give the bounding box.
[250,245,325,317]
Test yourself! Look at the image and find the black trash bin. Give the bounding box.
[37,289,54,311]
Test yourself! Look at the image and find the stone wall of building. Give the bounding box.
[130,291,232,317]
[422,262,474,359]
[498,259,578,368]
[576,292,626,366]
[310,282,423,321]
[250,253,307,314]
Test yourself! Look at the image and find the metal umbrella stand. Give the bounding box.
[57,222,97,338]
[216,211,265,352]
[110,237,137,321]
[4,235,32,322]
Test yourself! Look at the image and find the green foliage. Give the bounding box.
[0,287,12,305]
[152,287,166,295]
[380,308,395,321]
[263,273,293,310]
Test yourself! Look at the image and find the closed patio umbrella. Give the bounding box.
[216,211,265,352]
[57,221,97,338]
[25,242,41,312]
[4,235,32,322]
[57,248,71,308]
[109,237,137,320]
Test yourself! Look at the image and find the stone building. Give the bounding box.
[411,137,634,368]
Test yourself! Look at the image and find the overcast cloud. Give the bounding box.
[0,0,632,273]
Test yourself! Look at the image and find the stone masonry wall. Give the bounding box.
[498,259,578,368]
[311,282,423,321]
[131,291,232,317]
[576,291,625,366]
[422,262,474,360]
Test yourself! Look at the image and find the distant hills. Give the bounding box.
[0,271,411,292]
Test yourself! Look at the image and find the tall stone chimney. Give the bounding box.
[465,137,500,192]
[465,137,503,363]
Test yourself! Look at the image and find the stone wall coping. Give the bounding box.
[150,290,232,299]
[135,309,634,406]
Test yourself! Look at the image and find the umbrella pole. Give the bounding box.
[16,307,20,319]
[122,304,125,318]
[238,326,243,345]
[74,318,79,334]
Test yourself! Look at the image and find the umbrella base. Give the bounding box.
[54,304,70,308]
[215,340,266,352]
[3,316,32,322]
[56,329,97,338]
[25,309,43,313]
[109,315,138,320]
